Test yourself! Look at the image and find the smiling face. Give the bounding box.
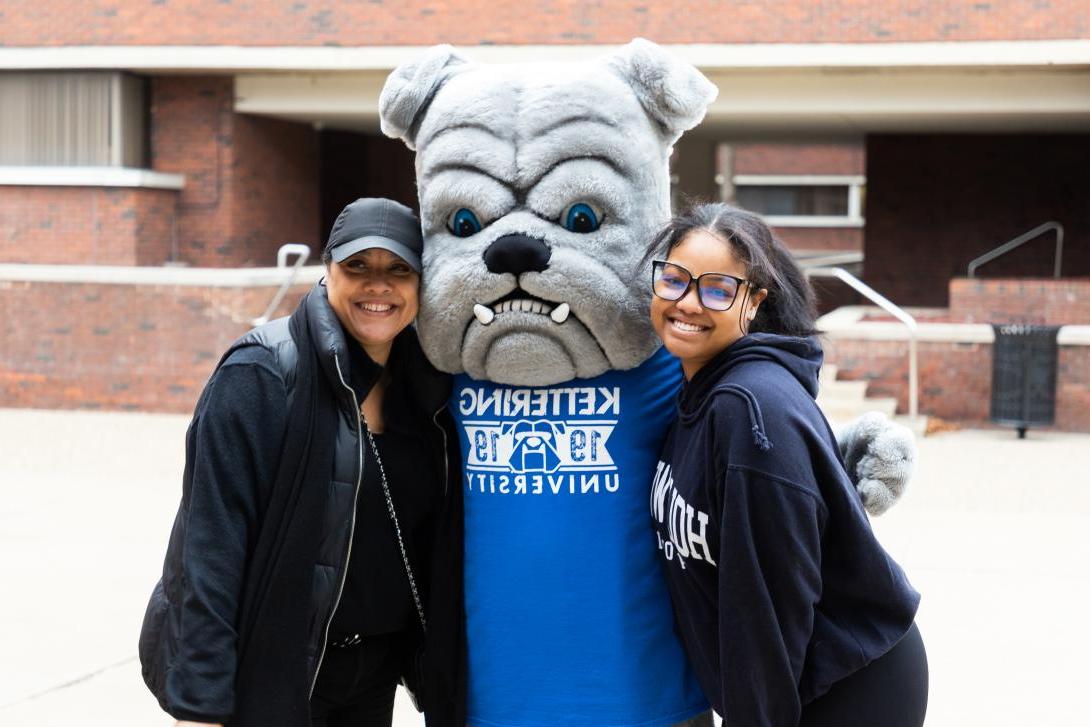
[325,248,420,363]
[408,64,673,385]
[650,229,767,379]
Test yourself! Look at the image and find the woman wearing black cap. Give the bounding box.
[139,198,463,727]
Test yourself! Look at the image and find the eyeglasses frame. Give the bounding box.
[651,259,751,312]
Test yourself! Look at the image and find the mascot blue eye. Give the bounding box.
[562,203,601,233]
[449,208,483,237]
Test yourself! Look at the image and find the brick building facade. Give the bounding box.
[730,142,866,255]
[151,76,323,267]
[0,186,177,265]
[3,1,1087,46]
[2,2,1089,426]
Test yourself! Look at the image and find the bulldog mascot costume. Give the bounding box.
[379,40,913,727]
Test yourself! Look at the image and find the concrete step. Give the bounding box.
[817,396,899,424]
[817,365,902,425]
[818,378,870,402]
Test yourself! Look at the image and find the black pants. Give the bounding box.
[800,622,928,727]
[310,632,404,727]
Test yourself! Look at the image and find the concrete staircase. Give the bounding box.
[816,364,898,425]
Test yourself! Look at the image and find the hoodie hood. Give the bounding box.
[678,333,824,450]
[681,333,823,408]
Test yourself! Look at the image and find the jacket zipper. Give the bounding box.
[309,353,365,699]
[432,405,449,496]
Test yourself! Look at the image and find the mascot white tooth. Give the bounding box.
[380,39,915,727]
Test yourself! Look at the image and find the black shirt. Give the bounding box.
[329,330,440,639]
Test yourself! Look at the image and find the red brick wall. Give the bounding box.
[864,134,1090,307]
[0,280,310,413]
[3,1,1087,45]
[824,337,1090,432]
[0,187,176,265]
[149,77,229,265]
[826,338,990,421]
[949,278,1090,326]
[232,112,322,263]
[777,226,863,252]
[151,77,321,267]
[1058,346,1090,429]
[734,143,864,176]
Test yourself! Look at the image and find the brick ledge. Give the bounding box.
[818,306,1090,345]
[0,166,185,190]
[0,263,324,287]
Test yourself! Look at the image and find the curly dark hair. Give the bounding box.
[641,201,817,337]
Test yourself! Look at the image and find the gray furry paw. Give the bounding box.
[835,412,916,516]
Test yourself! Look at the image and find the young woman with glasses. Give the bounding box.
[644,202,928,727]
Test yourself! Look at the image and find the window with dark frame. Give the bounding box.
[735,185,851,217]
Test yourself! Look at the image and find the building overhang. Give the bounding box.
[4,41,1089,136]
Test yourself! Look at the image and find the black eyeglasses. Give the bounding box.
[651,260,749,312]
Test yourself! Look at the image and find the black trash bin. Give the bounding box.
[990,324,1061,437]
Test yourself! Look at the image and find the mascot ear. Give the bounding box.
[608,38,718,142]
[379,44,469,150]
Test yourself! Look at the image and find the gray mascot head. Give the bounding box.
[379,39,717,386]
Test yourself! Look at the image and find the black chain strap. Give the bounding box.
[361,415,427,633]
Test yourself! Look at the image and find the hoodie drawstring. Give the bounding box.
[714,384,773,452]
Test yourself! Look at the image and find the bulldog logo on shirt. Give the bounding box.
[504,420,567,473]
[458,383,622,492]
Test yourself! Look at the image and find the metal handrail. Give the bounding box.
[251,243,311,327]
[967,221,1064,278]
[806,266,919,420]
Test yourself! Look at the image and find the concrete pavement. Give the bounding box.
[1,408,1087,726]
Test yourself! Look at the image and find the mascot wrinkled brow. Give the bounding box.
[380,39,914,727]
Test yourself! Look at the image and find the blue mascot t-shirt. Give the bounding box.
[452,345,708,727]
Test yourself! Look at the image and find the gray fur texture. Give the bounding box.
[379,39,717,385]
[836,412,915,516]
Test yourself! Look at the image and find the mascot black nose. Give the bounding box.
[483,234,551,275]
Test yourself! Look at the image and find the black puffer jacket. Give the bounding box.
[138,284,463,725]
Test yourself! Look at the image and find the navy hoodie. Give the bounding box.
[649,333,920,726]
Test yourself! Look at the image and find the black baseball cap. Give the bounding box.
[324,198,423,272]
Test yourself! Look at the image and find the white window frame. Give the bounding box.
[0,166,183,190]
[731,174,865,228]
